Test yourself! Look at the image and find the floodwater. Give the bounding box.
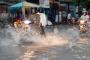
[0,25,90,60]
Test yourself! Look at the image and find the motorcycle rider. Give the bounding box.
[80,12,89,22]
[79,12,90,33]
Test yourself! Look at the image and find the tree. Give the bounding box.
[72,0,89,17]
[72,0,88,5]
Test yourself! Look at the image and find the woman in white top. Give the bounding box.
[80,12,89,21]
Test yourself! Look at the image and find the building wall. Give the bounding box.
[0,3,8,13]
[0,0,21,4]
[0,0,21,13]
[26,0,39,4]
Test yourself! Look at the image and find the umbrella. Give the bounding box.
[10,1,40,8]
[9,1,40,19]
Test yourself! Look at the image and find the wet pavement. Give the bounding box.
[0,25,90,60]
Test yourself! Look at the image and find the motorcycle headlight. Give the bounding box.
[24,20,31,24]
[80,20,85,24]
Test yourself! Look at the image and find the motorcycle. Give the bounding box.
[79,19,88,33]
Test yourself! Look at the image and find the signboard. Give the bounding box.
[39,0,50,8]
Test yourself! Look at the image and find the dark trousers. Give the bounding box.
[40,25,45,35]
[67,19,72,24]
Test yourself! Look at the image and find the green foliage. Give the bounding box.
[72,0,88,5]
[14,0,21,3]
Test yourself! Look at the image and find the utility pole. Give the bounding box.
[77,0,80,17]
[21,0,26,20]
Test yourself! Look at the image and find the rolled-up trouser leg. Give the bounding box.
[40,25,45,35]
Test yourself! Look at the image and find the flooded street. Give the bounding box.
[0,25,90,60]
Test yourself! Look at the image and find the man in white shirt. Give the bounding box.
[67,12,72,24]
[37,12,47,35]
[37,13,47,27]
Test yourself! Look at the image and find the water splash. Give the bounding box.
[19,26,80,60]
[0,25,87,60]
